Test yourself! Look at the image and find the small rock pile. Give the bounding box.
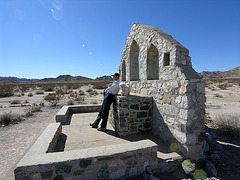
[180,132,221,179]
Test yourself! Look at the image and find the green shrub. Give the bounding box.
[44,93,61,106]
[0,112,23,125]
[214,114,240,137]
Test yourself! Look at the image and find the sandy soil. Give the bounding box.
[0,85,104,179]
[0,83,240,179]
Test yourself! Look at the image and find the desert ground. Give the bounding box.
[0,80,240,179]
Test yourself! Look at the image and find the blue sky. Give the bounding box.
[0,0,239,79]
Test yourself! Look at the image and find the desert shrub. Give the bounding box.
[89,90,99,96]
[74,95,84,102]
[90,100,98,104]
[86,88,93,92]
[55,88,65,98]
[214,114,240,137]
[44,87,54,92]
[217,82,228,90]
[67,89,73,94]
[35,91,44,95]
[79,89,85,95]
[67,100,74,105]
[44,93,61,106]
[39,102,45,107]
[0,86,14,98]
[10,100,21,104]
[28,92,34,97]
[92,83,109,89]
[214,93,223,98]
[0,112,23,125]
[24,106,41,117]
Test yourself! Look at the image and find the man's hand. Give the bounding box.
[103,90,106,96]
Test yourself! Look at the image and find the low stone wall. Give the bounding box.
[110,95,153,137]
[15,138,158,180]
[15,105,158,180]
[55,104,101,123]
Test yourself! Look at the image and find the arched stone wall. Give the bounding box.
[121,60,126,81]
[147,44,159,80]
[129,40,140,81]
[118,23,205,160]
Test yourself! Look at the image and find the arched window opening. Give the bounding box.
[129,40,140,81]
[121,60,126,81]
[147,44,159,80]
[163,52,170,66]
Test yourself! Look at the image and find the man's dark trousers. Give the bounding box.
[94,93,115,128]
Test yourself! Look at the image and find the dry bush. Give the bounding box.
[214,93,223,98]
[10,100,21,104]
[44,93,61,106]
[24,106,41,117]
[55,88,65,97]
[35,90,44,95]
[44,87,54,92]
[217,81,232,90]
[79,89,85,95]
[89,90,99,96]
[0,85,14,98]
[0,112,23,125]
[74,95,84,102]
[214,114,240,137]
[28,92,34,97]
[86,88,93,93]
[90,100,98,104]
[67,89,73,94]
[67,100,74,105]
[92,82,109,89]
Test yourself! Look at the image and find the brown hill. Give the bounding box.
[199,66,240,79]
[37,75,94,83]
[0,79,16,84]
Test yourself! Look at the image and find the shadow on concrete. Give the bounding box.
[61,114,72,125]
[54,133,67,152]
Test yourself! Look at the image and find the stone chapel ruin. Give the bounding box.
[110,23,206,161]
[13,23,206,180]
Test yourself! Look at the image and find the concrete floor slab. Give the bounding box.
[54,112,181,161]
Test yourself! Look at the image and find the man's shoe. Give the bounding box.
[97,127,107,132]
[90,123,98,128]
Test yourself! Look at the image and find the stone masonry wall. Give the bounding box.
[118,23,206,161]
[15,140,158,180]
[109,95,153,137]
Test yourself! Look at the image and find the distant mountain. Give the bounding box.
[199,66,240,79]
[38,75,94,83]
[95,75,112,81]
[0,76,39,83]
[0,78,16,84]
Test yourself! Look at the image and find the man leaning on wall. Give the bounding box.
[90,73,120,132]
